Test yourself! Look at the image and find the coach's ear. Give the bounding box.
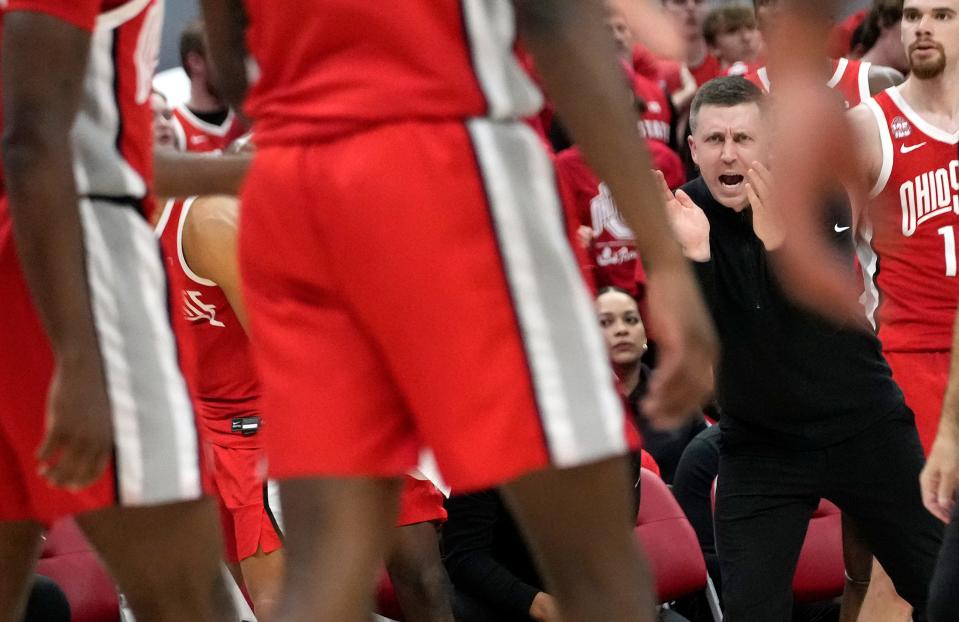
[688,134,699,168]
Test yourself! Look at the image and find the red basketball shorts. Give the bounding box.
[240,119,629,492]
[397,476,447,527]
[207,440,283,563]
[885,350,949,455]
[0,199,201,524]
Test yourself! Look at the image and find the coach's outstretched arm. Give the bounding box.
[514,0,716,426]
[1,12,112,489]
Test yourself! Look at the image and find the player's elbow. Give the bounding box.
[1,121,56,179]
[513,0,576,36]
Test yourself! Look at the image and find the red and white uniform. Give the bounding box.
[0,0,201,525]
[155,197,282,562]
[858,86,959,451]
[745,58,873,109]
[170,105,245,153]
[240,1,629,491]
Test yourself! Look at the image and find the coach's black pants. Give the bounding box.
[929,491,959,621]
[715,407,943,622]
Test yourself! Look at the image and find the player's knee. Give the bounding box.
[122,567,234,622]
[388,556,451,612]
[393,562,449,600]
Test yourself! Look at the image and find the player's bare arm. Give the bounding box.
[847,103,885,197]
[181,195,248,330]
[154,150,251,199]
[199,0,250,111]
[655,170,710,263]
[921,311,959,523]
[868,64,906,94]
[514,0,717,425]
[1,11,112,490]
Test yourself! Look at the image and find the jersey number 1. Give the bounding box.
[939,226,957,277]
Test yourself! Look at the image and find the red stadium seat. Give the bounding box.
[710,480,845,604]
[637,468,721,620]
[36,518,120,622]
[374,571,404,622]
[792,499,845,603]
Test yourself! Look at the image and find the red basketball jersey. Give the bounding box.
[242,1,542,145]
[0,0,161,199]
[155,197,261,443]
[171,105,245,153]
[858,88,959,352]
[745,58,872,109]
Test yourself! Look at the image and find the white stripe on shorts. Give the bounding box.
[466,119,627,468]
[80,198,200,505]
[459,0,542,120]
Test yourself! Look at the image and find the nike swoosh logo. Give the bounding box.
[834,224,851,233]
[900,142,927,154]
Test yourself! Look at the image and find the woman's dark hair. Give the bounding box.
[597,286,637,300]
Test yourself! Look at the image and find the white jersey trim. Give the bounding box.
[154,198,176,237]
[757,67,771,92]
[858,61,872,103]
[887,87,959,145]
[177,197,218,287]
[827,58,848,89]
[174,104,235,137]
[864,97,894,198]
[97,0,151,30]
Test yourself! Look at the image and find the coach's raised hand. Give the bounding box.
[658,171,710,262]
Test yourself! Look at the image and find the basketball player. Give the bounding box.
[171,20,245,153]
[154,193,285,620]
[154,191,455,621]
[200,1,717,621]
[842,3,959,618]
[746,0,905,109]
[0,1,234,621]
[874,3,959,621]
[152,96,454,619]
[850,0,959,457]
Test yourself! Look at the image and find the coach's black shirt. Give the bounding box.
[682,176,904,448]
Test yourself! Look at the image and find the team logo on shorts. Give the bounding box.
[891,116,912,140]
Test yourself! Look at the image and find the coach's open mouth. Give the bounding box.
[719,174,744,189]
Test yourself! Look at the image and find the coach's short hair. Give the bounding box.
[689,76,764,133]
[179,20,206,77]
